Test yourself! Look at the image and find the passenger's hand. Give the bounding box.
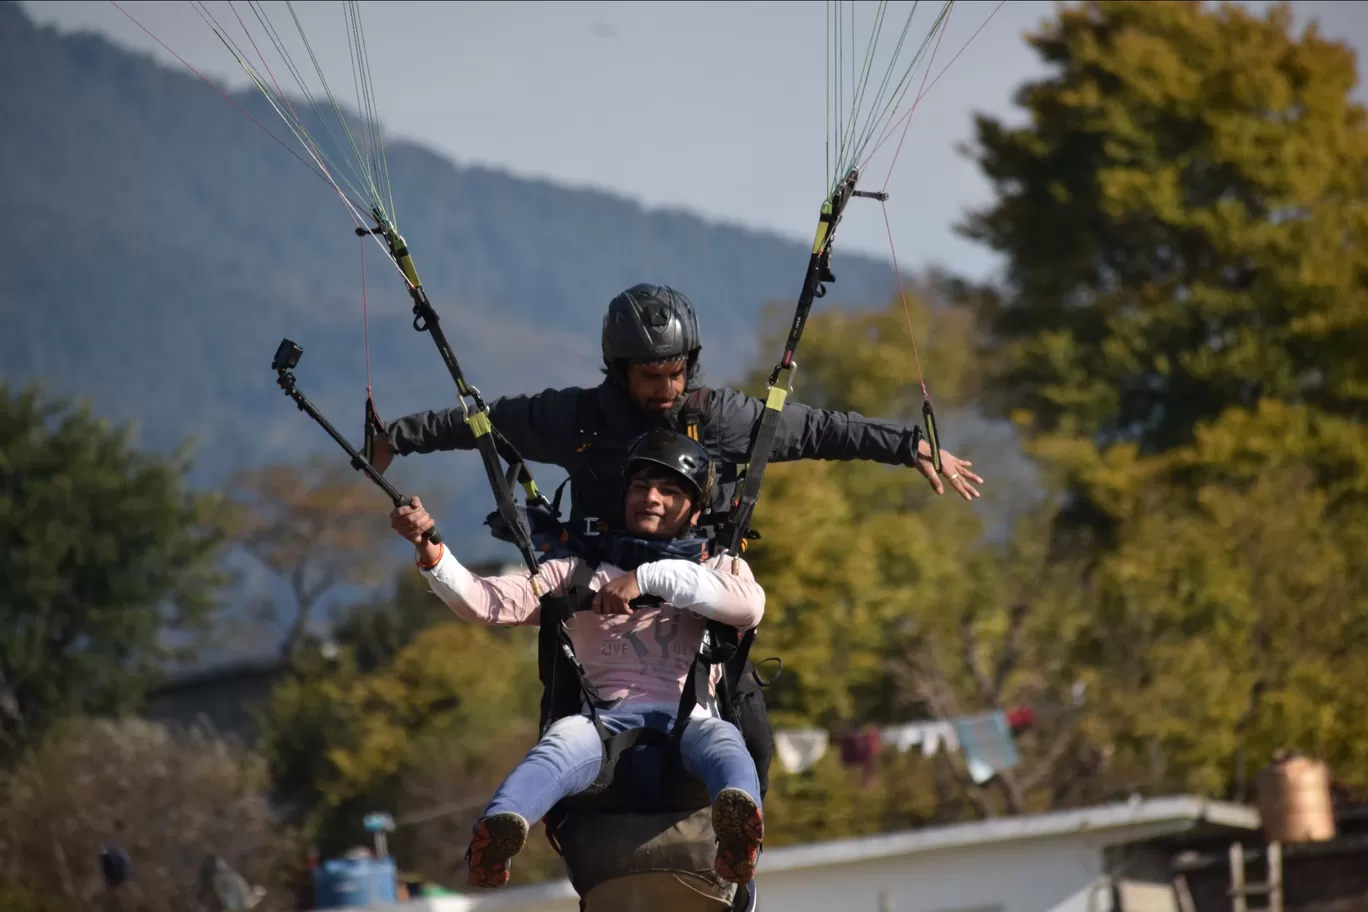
[390,496,436,545]
[593,571,641,616]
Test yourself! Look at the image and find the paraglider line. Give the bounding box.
[108,0,329,187]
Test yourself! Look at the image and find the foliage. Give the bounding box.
[0,717,293,912]
[258,601,543,857]
[952,0,1368,802]
[1057,406,1368,800]
[959,0,1368,454]
[738,288,1091,826]
[224,457,395,660]
[0,382,228,753]
[330,565,452,674]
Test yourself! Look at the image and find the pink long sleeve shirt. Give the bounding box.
[419,547,765,717]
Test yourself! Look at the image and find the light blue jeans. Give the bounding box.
[483,709,762,825]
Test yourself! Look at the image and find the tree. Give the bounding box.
[954,0,1368,801]
[958,0,1368,457]
[225,457,392,661]
[330,566,450,674]
[0,383,227,752]
[256,605,556,883]
[1056,403,1368,801]
[737,290,1094,831]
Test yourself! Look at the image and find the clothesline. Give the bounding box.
[772,705,1040,786]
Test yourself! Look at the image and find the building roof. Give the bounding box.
[340,795,1261,912]
[758,795,1260,875]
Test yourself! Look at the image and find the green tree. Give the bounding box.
[959,0,1368,456]
[330,566,450,674]
[954,0,1368,800]
[0,383,227,751]
[739,290,1093,833]
[257,601,561,884]
[1060,403,1368,800]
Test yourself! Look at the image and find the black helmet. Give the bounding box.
[602,284,701,367]
[624,428,715,508]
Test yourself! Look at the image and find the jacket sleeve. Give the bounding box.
[419,547,574,627]
[635,555,765,630]
[710,386,921,467]
[385,386,583,465]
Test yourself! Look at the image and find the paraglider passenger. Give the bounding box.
[389,428,766,890]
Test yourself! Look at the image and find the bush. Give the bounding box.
[0,718,296,912]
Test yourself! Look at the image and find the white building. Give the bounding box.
[329,796,1260,912]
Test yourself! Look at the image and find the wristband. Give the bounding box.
[416,542,445,571]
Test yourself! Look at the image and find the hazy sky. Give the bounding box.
[18,0,1368,282]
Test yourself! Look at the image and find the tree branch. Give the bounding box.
[1018,721,1080,794]
[991,600,1031,700]
[958,610,995,708]
[903,636,995,819]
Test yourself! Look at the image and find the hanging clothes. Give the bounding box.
[772,728,830,774]
[1005,705,1035,732]
[878,720,960,757]
[953,711,1021,785]
[838,727,883,789]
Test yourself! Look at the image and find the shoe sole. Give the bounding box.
[712,788,764,884]
[468,813,529,888]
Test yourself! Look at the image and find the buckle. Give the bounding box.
[582,517,602,536]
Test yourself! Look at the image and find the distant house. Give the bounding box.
[141,654,290,747]
[140,561,524,746]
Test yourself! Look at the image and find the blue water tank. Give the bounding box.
[312,856,397,908]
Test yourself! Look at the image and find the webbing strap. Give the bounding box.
[368,214,545,579]
[718,170,862,558]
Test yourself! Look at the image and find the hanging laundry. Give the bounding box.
[838,727,883,788]
[772,728,830,775]
[879,720,960,757]
[953,711,1021,785]
[1005,705,1035,732]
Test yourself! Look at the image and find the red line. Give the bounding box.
[862,0,1006,172]
[860,0,1008,404]
[116,0,383,399]
[880,5,950,192]
[881,200,930,403]
[361,235,373,398]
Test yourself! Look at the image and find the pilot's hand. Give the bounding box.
[916,441,983,502]
[369,428,395,475]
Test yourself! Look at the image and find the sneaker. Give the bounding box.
[466,812,529,888]
[711,788,764,884]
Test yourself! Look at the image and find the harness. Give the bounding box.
[536,559,759,815]
[570,386,725,535]
[484,384,759,556]
[484,383,775,910]
[536,560,771,907]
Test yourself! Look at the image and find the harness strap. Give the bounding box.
[576,385,709,453]
[680,387,709,441]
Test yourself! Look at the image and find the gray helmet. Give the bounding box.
[601,284,701,367]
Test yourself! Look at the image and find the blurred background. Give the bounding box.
[3,1,1368,910]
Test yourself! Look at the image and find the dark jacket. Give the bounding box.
[386,380,923,531]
